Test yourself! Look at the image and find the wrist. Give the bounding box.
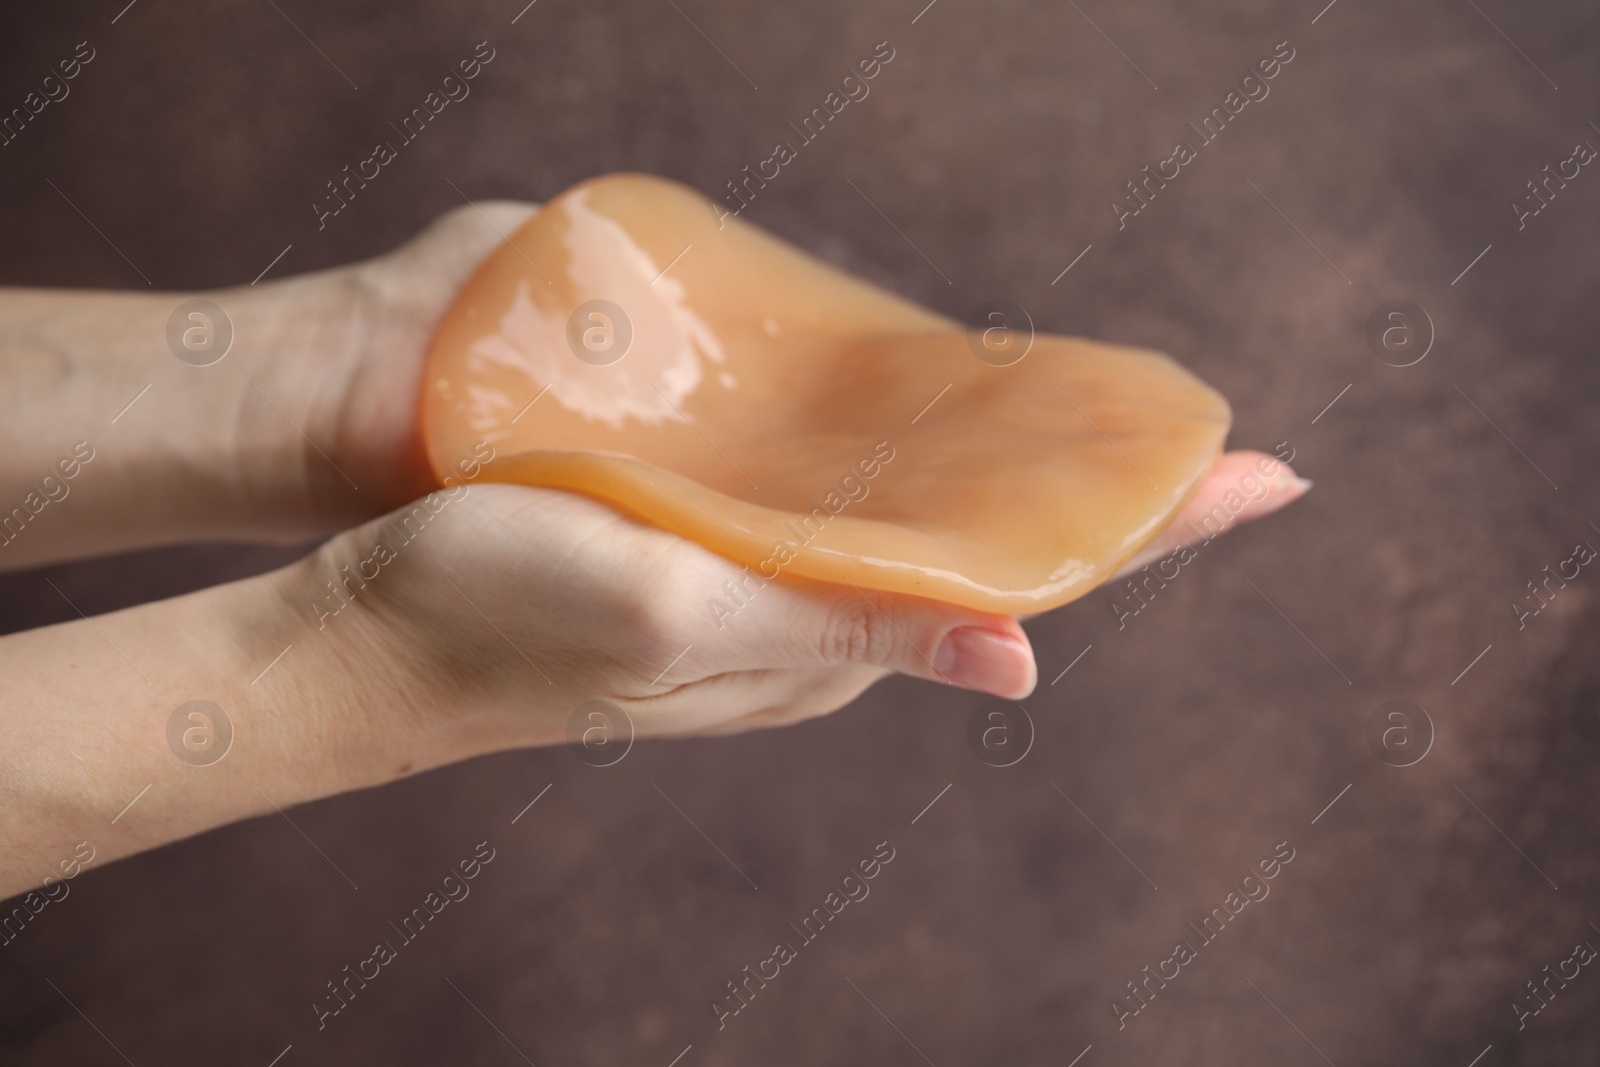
[0,274,422,568]
[0,550,470,894]
[0,288,255,567]
[226,200,538,541]
[252,530,507,784]
[210,265,438,543]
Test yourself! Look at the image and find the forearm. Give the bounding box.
[0,269,432,570]
[0,554,469,900]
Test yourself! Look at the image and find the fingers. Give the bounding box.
[646,449,1303,702]
[1111,450,1309,579]
[411,487,1039,705]
[703,574,1038,700]
[642,664,888,739]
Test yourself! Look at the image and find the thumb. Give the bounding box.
[712,575,1038,699]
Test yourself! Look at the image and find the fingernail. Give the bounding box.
[934,626,1036,697]
[1249,473,1312,519]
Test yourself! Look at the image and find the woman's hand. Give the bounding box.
[262,204,1311,742]
[295,481,1036,750]
[290,448,1308,749]
[247,201,539,532]
[0,198,1306,578]
[0,448,1303,900]
[0,201,1307,894]
[0,201,535,569]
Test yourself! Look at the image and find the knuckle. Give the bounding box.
[622,556,707,662]
[629,585,692,660]
[820,599,900,666]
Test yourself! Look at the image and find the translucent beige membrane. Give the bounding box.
[420,174,1231,613]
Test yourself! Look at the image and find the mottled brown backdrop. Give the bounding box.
[2,0,1598,1064]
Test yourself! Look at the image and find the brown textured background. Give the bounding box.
[3,0,1599,1063]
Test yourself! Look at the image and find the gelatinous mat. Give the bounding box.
[420,175,1231,614]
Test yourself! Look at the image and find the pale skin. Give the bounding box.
[0,202,1308,900]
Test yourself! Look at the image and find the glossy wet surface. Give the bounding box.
[7,2,1600,1064]
[422,175,1230,611]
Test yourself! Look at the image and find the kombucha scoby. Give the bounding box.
[421,174,1230,613]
